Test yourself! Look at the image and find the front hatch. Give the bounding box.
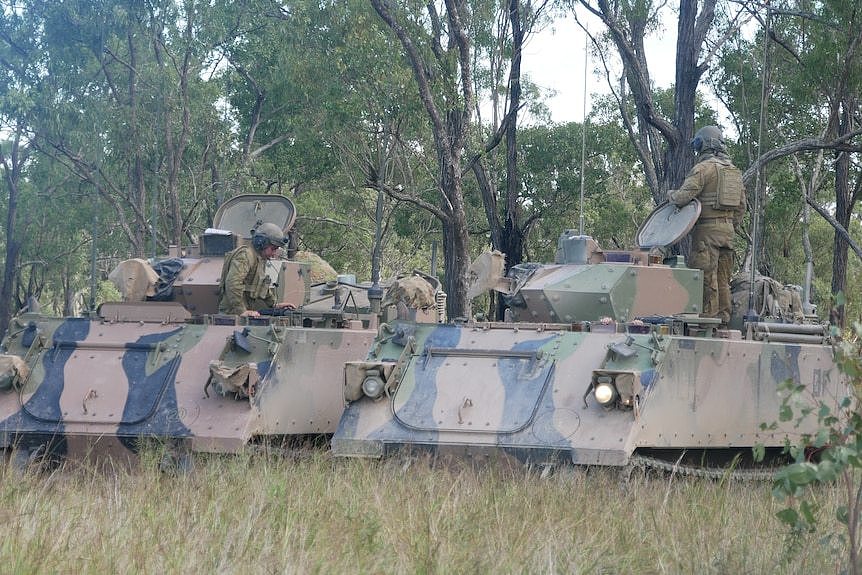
[392,346,555,433]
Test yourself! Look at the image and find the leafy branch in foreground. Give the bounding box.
[763,294,862,573]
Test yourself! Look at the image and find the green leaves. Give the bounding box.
[767,318,862,568]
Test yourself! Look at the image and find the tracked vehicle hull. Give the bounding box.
[332,321,845,465]
[0,195,841,468]
[0,306,375,462]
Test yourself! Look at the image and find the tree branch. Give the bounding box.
[806,196,862,262]
[742,131,862,185]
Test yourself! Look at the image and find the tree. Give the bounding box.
[469,0,552,318]
[368,0,478,318]
[0,122,28,336]
[712,2,862,324]
[575,0,727,201]
[0,3,39,334]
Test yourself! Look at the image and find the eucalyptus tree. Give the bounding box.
[768,2,862,324]
[712,1,862,323]
[469,0,555,320]
[7,1,228,257]
[206,1,343,197]
[365,0,484,318]
[368,0,570,318]
[573,0,739,202]
[0,2,41,334]
[578,0,862,322]
[201,1,431,280]
[0,121,28,336]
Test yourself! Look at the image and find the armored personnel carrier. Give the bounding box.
[0,197,844,470]
[0,194,442,465]
[332,202,846,468]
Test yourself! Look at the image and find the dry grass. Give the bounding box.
[0,450,846,574]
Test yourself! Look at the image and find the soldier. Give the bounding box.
[218,222,296,317]
[667,125,746,326]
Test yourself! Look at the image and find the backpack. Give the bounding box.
[730,273,805,329]
[715,163,744,210]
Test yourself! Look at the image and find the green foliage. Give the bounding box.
[0,1,859,325]
[711,0,862,320]
[518,112,654,261]
[766,315,862,572]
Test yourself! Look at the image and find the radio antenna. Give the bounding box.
[579,28,589,236]
[744,6,771,326]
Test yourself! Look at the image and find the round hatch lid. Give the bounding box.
[636,199,701,249]
[212,194,297,239]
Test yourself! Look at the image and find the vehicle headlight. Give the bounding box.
[362,375,385,399]
[594,381,617,406]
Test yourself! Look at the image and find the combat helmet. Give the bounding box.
[691,125,726,154]
[252,222,286,250]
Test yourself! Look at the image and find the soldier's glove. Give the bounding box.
[666,189,676,203]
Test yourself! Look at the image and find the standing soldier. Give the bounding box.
[218,223,296,317]
[667,125,746,327]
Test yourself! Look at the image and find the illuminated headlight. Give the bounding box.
[594,382,617,406]
[362,375,385,399]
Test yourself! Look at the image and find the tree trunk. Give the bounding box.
[127,30,146,257]
[831,149,851,326]
[583,0,716,200]
[0,129,24,336]
[370,0,475,319]
[499,0,525,320]
[441,209,470,321]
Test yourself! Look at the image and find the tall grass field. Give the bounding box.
[0,450,847,573]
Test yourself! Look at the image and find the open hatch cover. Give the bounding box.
[636,199,701,249]
[212,194,297,239]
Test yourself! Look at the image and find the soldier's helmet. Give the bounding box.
[252,222,286,250]
[691,125,726,153]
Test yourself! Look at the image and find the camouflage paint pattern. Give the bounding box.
[332,320,845,465]
[507,261,703,323]
[0,308,374,461]
[0,193,435,464]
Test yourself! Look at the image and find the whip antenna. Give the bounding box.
[745,6,771,326]
[579,28,589,236]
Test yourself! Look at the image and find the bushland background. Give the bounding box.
[1,1,860,327]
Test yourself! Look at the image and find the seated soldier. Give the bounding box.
[218,223,296,317]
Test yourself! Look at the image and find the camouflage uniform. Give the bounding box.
[218,244,275,315]
[668,151,745,325]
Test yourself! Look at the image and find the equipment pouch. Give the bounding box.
[255,275,272,300]
[715,164,744,210]
[206,360,259,399]
[0,354,29,391]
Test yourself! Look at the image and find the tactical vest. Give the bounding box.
[695,158,744,219]
[218,245,272,302]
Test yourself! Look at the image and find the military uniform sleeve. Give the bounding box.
[668,164,706,206]
[221,247,253,315]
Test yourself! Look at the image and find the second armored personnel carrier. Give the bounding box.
[332,202,846,468]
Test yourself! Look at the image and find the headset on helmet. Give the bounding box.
[691,125,725,153]
[252,222,286,251]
